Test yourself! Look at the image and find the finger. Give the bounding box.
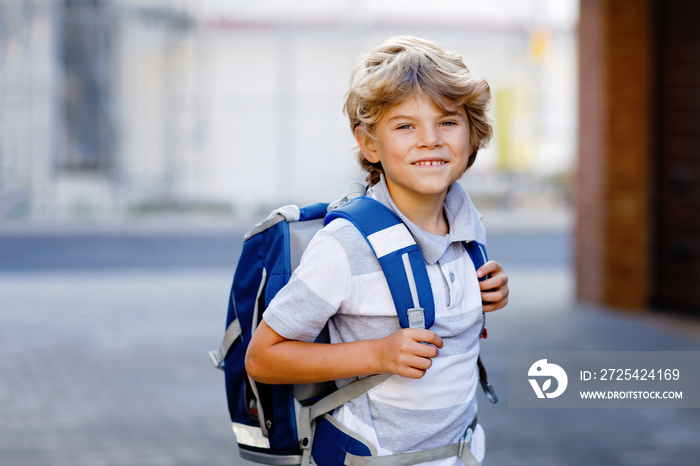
[408,354,434,371]
[409,329,444,349]
[479,273,508,291]
[481,288,508,303]
[422,330,444,349]
[401,366,428,379]
[394,352,433,375]
[482,296,508,313]
[476,261,502,279]
[413,341,440,359]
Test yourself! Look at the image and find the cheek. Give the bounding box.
[459,132,471,157]
[449,135,470,158]
[373,138,399,161]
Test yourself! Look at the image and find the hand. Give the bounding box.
[477,260,509,312]
[375,329,444,379]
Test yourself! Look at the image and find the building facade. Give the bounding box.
[577,0,700,313]
[1,0,577,220]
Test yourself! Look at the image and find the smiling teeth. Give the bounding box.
[415,161,445,166]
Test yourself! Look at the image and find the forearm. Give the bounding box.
[245,321,382,384]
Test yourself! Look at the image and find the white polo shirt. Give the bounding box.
[264,176,487,464]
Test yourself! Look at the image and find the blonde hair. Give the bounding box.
[344,36,493,185]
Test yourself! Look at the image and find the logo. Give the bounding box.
[528,359,568,399]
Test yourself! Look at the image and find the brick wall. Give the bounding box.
[576,0,653,309]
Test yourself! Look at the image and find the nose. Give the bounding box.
[417,126,443,149]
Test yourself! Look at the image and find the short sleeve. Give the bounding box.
[263,230,352,342]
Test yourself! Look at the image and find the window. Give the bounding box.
[59,0,114,172]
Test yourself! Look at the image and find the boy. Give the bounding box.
[245,36,509,465]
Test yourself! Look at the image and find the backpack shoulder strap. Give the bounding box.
[463,240,499,404]
[325,196,435,330]
[464,241,488,274]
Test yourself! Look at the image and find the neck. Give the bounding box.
[386,187,449,236]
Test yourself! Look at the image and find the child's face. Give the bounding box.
[360,94,471,205]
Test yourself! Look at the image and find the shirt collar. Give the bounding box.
[367,175,487,265]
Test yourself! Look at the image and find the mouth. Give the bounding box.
[412,160,447,166]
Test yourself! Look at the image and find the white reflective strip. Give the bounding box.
[366,224,415,258]
[476,244,488,268]
[217,318,242,361]
[246,374,269,437]
[251,268,267,334]
[232,422,270,449]
[401,253,420,309]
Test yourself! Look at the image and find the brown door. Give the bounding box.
[653,0,700,312]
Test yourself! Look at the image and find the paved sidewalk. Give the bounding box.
[1,264,698,466]
[0,268,240,466]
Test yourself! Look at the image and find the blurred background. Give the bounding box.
[0,0,576,219]
[1,0,699,465]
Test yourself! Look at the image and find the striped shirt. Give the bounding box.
[264,176,487,464]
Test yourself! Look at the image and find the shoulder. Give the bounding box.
[317,217,366,248]
[316,217,380,276]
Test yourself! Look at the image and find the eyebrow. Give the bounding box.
[386,115,413,123]
[387,111,462,122]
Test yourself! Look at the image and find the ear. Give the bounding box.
[354,126,380,164]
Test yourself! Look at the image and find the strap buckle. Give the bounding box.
[209,350,224,370]
[458,426,473,457]
[479,378,498,404]
[477,356,498,404]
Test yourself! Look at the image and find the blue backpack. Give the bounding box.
[210,190,497,465]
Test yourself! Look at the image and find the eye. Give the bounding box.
[440,120,458,127]
[395,124,413,130]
